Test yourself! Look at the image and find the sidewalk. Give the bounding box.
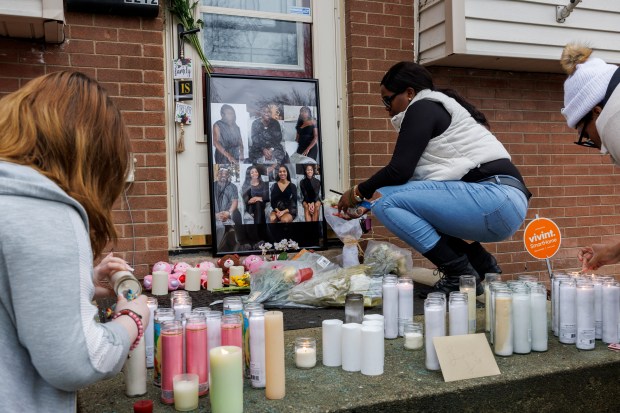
[77,309,620,412]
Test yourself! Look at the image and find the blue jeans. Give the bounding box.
[372,180,528,254]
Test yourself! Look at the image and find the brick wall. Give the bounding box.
[344,0,620,282]
[0,7,169,277]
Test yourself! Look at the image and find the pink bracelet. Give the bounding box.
[112,309,144,351]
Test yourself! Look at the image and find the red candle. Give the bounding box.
[133,399,153,413]
[185,315,208,396]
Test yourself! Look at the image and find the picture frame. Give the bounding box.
[205,73,327,256]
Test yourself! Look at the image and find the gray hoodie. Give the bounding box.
[0,161,130,412]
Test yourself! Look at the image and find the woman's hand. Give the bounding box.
[337,188,355,214]
[113,294,150,341]
[93,252,133,298]
[578,242,620,270]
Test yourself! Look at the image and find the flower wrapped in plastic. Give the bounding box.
[246,260,315,304]
[323,206,364,267]
[363,240,413,276]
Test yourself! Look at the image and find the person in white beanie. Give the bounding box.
[560,43,620,270]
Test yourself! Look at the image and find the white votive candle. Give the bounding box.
[576,283,595,350]
[173,373,199,412]
[602,282,620,344]
[151,270,169,296]
[530,285,548,352]
[397,278,414,335]
[341,323,362,372]
[294,337,317,369]
[512,289,531,354]
[207,267,223,291]
[559,280,577,344]
[322,319,343,367]
[448,292,468,336]
[184,267,201,291]
[383,276,399,339]
[361,325,383,376]
[424,298,446,370]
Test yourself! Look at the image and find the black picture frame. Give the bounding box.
[205,73,327,256]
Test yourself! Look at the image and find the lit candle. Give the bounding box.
[322,319,343,367]
[207,267,224,291]
[382,276,398,339]
[530,284,548,352]
[209,346,243,413]
[558,280,576,344]
[264,311,285,400]
[403,321,423,350]
[494,290,513,356]
[602,282,620,344]
[184,267,201,291]
[397,278,414,336]
[363,314,383,324]
[249,309,266,388]
[124,338,147,397]
[151,270,169,296]
[173,296,192,321]
[341,324,362,372]
[459,275,476,333]
[424,297,446,370]
[294,337,317,369]
[448,292,468,336]
[360,325,383,376]
[512,288,531,354]
[145,297,158,368]
[173,373,199,412]
[576,282,595,350]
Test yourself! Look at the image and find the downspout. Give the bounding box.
[556,0,582,23]
[413,0,420,62]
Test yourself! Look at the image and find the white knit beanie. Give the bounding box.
[562,57,617,128]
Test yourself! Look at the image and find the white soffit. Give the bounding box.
[0,0,65,43]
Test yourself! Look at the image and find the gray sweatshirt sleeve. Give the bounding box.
[5,200,131,392]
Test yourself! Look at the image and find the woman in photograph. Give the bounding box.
[249,104,288,172]
[213,104,244,164]
[270,164,297,223]
[300,164,322,221]
[242,165,270,225]
[295,106,319,160]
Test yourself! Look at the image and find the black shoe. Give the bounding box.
[466,242,501,279]
[418,254,483,298]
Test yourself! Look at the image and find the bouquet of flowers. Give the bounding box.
[363,240,413,276]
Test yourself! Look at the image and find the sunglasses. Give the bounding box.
[381,92,400,108]
[574,112,597,148]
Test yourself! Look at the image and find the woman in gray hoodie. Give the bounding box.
[0,71,150,412]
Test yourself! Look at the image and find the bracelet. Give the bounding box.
[112,309,144,351]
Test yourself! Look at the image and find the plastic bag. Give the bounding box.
[323,206,363,267]
[363,240,413,276]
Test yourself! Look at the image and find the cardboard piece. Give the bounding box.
[433,333,500,382]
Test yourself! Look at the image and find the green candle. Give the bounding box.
[209,346,243,413]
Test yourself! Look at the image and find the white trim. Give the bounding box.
[199,5,313,23]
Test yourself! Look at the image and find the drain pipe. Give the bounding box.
[413,0,420,62]
[556,0,582,23]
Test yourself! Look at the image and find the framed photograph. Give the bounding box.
[205,74,327,256]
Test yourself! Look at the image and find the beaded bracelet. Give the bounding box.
[112,309,144,351]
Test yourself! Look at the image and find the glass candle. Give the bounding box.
[602,281,620,344]
[110,270,142,300]
[294,337,317,369]
[209,346,243,413]
[529,283,548,352]
[382,275,399,339]
[153,308,175,387]
[397,277,414,335]
[448,291,469,336]
[403,321,423,350]
[559,279,577,344]
[173,373,199,412]
[173,295,192,321]
[489,283,508,344]
[223,296,244,322]
[484,273,501,332]
[160,320,183,404]
[185,314,208,395]
[576,282,595,350]
[494,290,513,357]
[459,274,477,333]
[593,277,604,340]
[243,302,264,378]
[221,314,242,348]
[511,287,531,354]
[264,311,285,400]
[249,308,266,388]
[551,273,570,337]
[170,290,189,308]
[145,297,158,368]
[124,337,147,397]
[345,293,364,324]
[424,297,446,370]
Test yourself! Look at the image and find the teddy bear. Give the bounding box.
[217,254,240,284]
[243,254,264,274]
[142,261,181,291]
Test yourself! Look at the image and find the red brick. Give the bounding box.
[96,41,142,56]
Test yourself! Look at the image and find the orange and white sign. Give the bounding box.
[523,218,561,259]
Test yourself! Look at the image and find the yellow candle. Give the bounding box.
[209,346,243,413]
[264,311,285,399]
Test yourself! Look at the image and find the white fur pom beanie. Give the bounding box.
[560,43,617,128]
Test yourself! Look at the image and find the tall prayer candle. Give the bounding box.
[153,308,175,386]
[341,323,362,372]
[593,278,603,340]
[184,267,201,292]
[145,297,158,368]
[360,325,383,376]
[459,275,477,333]
[576,282,595,350]
[264,311,285,400]
[206,311,222,377]
[484,274,501,332]
[185,314,208,395]
[243,302,263,378]
[382,275,398,339]
[448,292,468,336]
[552,273,570,336]
[512,288,531,354]
[530,284,548,352]
[161,321,183,404]
[322,319,343,367]
[221,314,243,348]
[424,297,446,370]
[207,268,224,291]
[494,290,513,356]
[152,270,169,296]
[124,337,147,396]
[249,309,266,388]
[173,295,192,321]
[209,346,243,413]
[559,279,577,344]
[602,282,620,344]
[397,278,414,336]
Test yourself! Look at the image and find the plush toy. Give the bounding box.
[142,274,153,290]
[217,254,240,284]
[152,261,173,274]
[243,254,264,274]
[197,260,216,275]
[173,261,191,274]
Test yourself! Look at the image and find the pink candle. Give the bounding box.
[221,314,242,348]
[161,321,183,405]
[185,315,208,396]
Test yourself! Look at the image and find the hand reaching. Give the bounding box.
[93,252,134,298]
[578,243,620,271]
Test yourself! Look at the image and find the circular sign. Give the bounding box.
[524,218,561,259]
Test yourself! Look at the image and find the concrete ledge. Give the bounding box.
[78,309,620,412]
